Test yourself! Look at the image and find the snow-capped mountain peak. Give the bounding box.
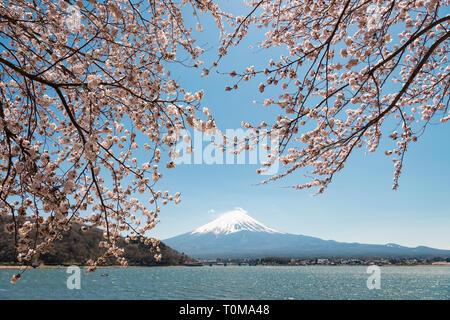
[191,208,284,235]
[165,208,450,259]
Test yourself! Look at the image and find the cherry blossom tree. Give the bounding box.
[2,0,449,284]
[0,0,224,283]
[216,0,449,193]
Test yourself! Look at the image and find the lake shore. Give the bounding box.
[1,264,449,269]
[0,265,186,269]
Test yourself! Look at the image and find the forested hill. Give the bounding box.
[0,216,195,266]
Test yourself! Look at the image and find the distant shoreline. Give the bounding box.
[0,265,185,270]
[1,264,449,269]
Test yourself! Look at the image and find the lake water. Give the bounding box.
[0,266,449,300]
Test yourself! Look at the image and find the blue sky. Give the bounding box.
[142,2,450,250]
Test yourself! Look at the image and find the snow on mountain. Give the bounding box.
[385,243,405,248]
[191,208,283,235]
[164,208,450,259]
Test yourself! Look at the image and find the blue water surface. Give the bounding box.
[0,266,449,300]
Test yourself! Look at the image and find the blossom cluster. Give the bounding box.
[216,0,449,193]
[0,0,225,282]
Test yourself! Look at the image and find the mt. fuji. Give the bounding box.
[164,208,450,259]
[191,208,282,235]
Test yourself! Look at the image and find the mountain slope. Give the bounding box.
[164,209,450,259]
[192,208,283,235]
[0,216,195,266]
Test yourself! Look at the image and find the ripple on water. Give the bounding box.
[0,266,449,299]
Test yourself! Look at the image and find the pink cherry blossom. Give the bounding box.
[0,0,224,281]
[215,0,449,194]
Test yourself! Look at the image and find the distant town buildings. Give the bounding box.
[197,257,450,266]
